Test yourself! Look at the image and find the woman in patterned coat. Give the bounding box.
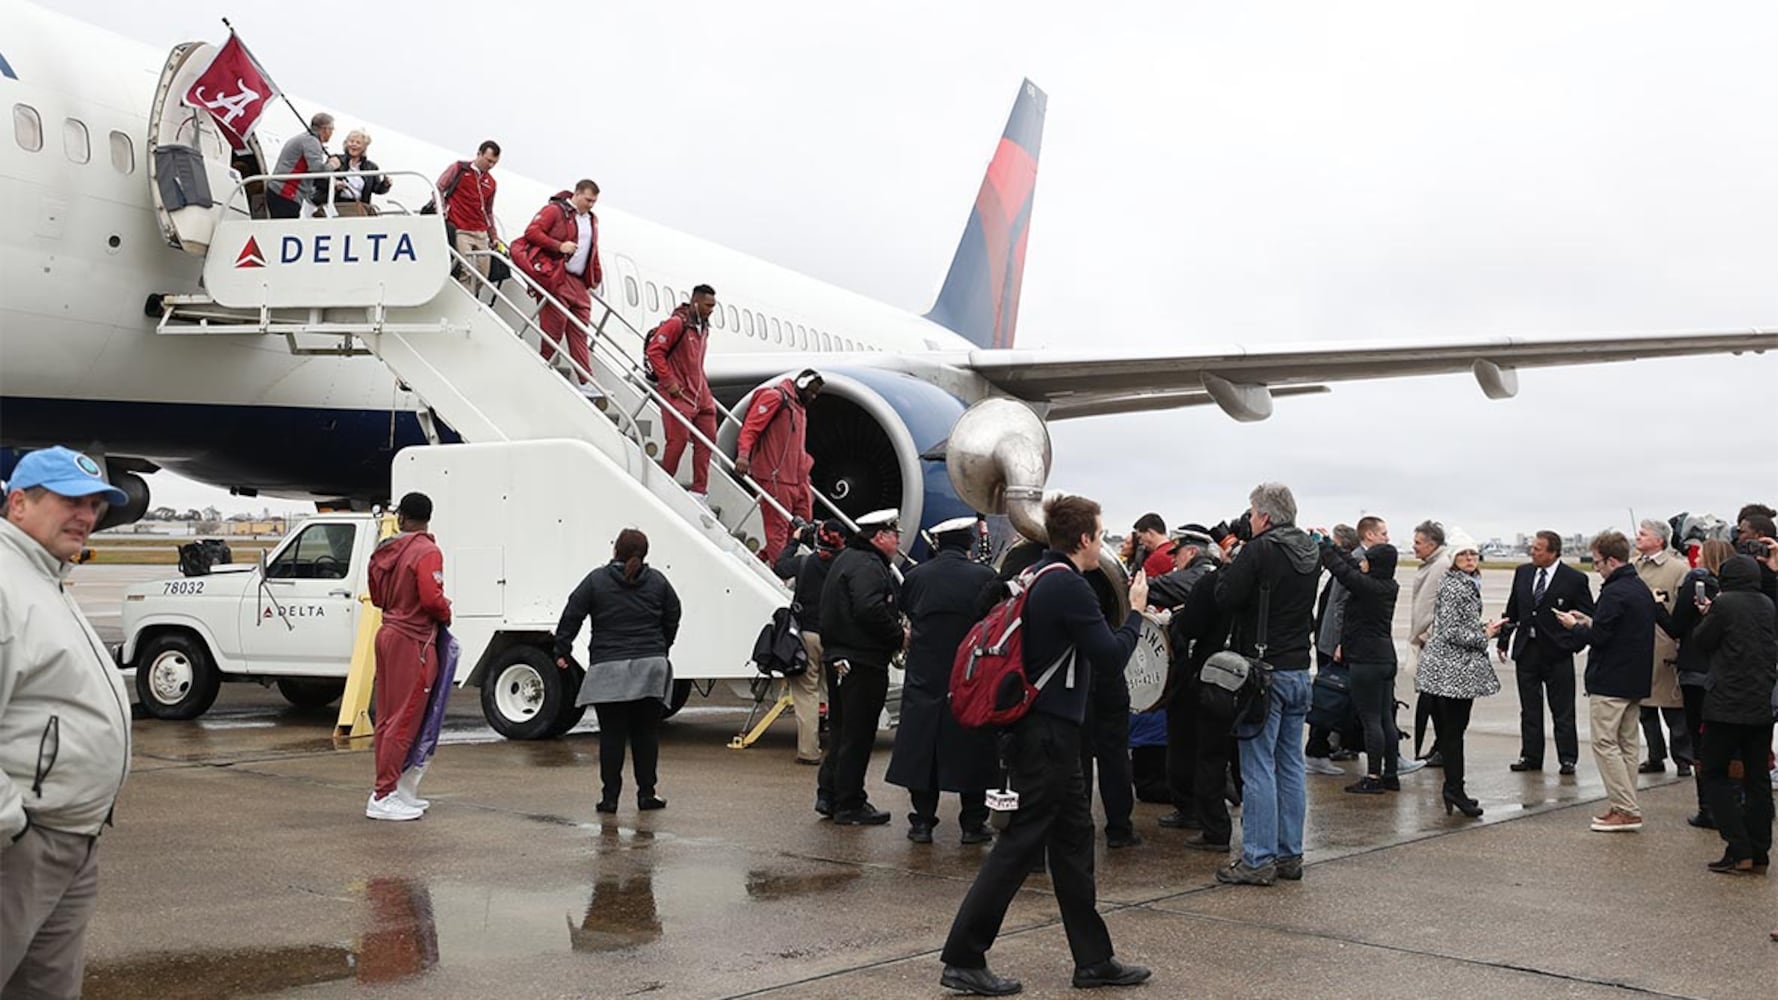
[1416,532,1506,818]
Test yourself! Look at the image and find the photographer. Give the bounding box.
[1213,483,1321,886]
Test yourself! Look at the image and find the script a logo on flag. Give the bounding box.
[183,34,280,148]
[235,236,266,269]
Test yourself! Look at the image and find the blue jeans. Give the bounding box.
[1237,669,1311,868]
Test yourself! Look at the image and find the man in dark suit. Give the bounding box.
[1497,530,1595,774]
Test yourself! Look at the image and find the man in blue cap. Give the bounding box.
[0,447,133,996]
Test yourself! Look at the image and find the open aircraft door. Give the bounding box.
[147,42,264,254]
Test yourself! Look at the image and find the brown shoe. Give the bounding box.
[1590,809,1642,833]
[795,755,822,766]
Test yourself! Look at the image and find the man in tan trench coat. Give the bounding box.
[1633,519,1691,775]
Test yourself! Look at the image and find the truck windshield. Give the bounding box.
[266,523,356,580]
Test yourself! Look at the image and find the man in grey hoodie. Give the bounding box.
[1,447,133,996]
[1214,482,1323,885]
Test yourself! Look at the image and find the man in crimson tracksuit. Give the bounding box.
[735,369,824,562]
[515,181,603,389]
[366,493,453,821]
[645,286,719,500]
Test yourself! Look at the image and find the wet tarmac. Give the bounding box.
[65,565,1778,998]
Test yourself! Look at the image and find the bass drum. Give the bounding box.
[1125,612,1171,714]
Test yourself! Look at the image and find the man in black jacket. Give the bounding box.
[940,494,1151,996]
[1691,554,1778,872]
[1164,543,1243,851]
[1556,530,1656,833]
[1213,482,1321,886]
[774,519,849,766]
[1155,526,1219,830]
[885,516,999,844]
[1498,530,1595,774]
[817,509,905,826]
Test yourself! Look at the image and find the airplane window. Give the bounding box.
[743,309,754,337]
[770,318,781,342]
[63,119,90,164]
[726,305,739,331]
[712,305,725,329]
[819,330,831,351]
[645,281,659,312]
[663,287,677,309]
[13,104,41,152]
[108,131,134,174]
[624,276,639,307]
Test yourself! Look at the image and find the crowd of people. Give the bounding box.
[5,431,1777,993]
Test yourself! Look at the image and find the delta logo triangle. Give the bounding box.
[235,236,266,269]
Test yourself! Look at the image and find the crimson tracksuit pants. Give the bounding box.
[538,276,592,382]
[758,480,812,563]
[660,398,717,494]
[373,628,439,797]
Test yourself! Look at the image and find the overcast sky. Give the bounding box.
[63,0,1778,539]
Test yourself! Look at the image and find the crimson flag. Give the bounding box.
[182,34,279,148]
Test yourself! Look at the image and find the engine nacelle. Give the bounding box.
[95,470,151,532]
[718,369,976,557]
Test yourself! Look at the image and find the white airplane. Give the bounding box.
[3,0,1774,538]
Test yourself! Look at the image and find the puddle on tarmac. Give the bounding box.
[85,850,871,994]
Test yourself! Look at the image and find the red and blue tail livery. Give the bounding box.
[925,79,1047,350]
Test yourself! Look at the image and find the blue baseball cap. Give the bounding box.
[4,447,128,505]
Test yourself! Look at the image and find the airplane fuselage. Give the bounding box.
[0,2,972,499]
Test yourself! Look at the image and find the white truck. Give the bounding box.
[118,440,791,739]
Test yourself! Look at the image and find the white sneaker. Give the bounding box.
[395,765,430,810]
[1395,758,1427,776]
[688,491,710,508]
[366,791,423,821]
[1305,756,1345,776]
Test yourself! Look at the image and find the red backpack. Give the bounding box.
[949,562,1076,729]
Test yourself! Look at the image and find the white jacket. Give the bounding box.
[0,518,131,838]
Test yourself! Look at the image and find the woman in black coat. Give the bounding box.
[1657,539,1729,828]
[553,529,682,815]
[1691,554,1778,873]
[1320,540,1402,794]
[324,128,392,213]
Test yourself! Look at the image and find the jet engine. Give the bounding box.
[718,369,976,556]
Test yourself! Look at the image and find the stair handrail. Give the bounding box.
[462,249,864,539]
[218,169,445,218]
[445,247,801,539]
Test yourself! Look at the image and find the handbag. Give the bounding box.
[1306,660,1354,731]
[1200,585,1273,738]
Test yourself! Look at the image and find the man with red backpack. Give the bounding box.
[509,180,602,391]
[645,285,719,501]
[735,369,823,561]
[940,493,1153,996]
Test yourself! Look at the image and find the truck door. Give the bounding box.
[239,521,362,677]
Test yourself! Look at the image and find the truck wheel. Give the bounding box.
[276,678,346,709]
[135,632,221,720]
[480,645,568,740]
[662,679,694,720]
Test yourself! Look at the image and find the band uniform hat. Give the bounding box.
[930,515,979,536]
[4,446,128,506]
[1170,522,1216,548]
[856,508,901,534]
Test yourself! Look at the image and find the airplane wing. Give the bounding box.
[705,329,1775,422]
[964,328,1778,421]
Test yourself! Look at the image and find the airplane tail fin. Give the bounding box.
[924,80,1047,350]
